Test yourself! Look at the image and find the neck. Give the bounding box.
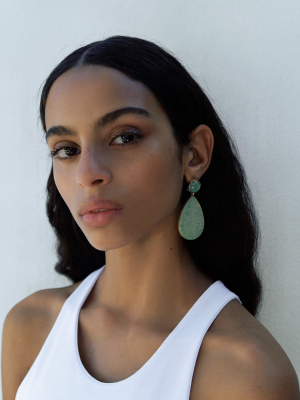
[91,213,213,326]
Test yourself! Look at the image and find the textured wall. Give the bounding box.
[0,0,299,391]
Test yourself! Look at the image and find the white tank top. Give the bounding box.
[15,265,242,400]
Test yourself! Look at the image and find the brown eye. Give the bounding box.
[50,146,80,161]
[110,131,143,147]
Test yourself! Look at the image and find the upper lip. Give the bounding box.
[79,197,123,216]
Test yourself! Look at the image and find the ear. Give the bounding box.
[183,124,214,183]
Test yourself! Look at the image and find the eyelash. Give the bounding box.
[50,131,142,161]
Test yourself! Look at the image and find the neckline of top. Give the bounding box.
[74,265,220,386]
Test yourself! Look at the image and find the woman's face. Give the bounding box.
[45,65,186,251]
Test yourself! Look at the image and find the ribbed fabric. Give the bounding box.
[16,265,242,400]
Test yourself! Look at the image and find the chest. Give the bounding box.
[77,308,218,399]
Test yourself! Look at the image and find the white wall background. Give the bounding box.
[0,0,299,392]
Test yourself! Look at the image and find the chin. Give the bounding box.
[85,231,131,252]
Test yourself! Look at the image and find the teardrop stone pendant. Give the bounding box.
[178,180,204,240]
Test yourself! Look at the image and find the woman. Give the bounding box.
[2,36,299,400]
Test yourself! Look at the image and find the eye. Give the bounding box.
[111,131,143,147]
[50,130,143,161]
[50,146,80,161]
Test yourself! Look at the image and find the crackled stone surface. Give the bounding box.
[178,196,204,240]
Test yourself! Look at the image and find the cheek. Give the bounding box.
[121,139,183,221]
[53,167,74,209]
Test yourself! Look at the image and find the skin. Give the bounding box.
[1,65,299,400]
[45,64,217,326]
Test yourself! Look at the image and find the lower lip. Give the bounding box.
[81,209,123,227]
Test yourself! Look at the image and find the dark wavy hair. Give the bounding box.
[39,35,262,316]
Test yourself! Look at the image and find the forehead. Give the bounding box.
[45,65,165,130]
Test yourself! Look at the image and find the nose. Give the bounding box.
[75,147,112,188]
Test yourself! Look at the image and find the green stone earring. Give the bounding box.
[178,179,204,240]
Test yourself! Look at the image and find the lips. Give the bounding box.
[79,197,123,216]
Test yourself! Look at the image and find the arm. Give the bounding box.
[214,345,300,400]
[192,334,300,400]
[1,292,52,400]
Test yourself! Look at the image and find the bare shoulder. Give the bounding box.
[190,299,300,400]
[1,281,82,400]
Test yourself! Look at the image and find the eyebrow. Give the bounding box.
[45,106,152,143]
